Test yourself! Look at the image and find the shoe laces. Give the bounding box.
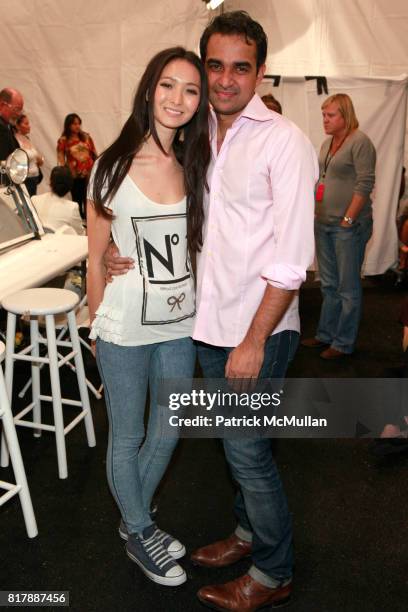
[140,532,175,570]
[153,527,171,546]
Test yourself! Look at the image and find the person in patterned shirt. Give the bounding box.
[57,113,97,218]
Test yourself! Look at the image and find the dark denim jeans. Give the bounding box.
[315,217,373,353]
[96,336,196,535]
[197,330,299,587]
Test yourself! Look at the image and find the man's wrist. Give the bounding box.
[245,328,268,348]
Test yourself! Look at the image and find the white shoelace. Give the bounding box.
[153,528,170,546]
[142,533,174,570]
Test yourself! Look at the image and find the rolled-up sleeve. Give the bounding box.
[261,127,319,290]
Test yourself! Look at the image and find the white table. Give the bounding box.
[0,233,88,302]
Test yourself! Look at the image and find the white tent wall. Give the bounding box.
[0,0,209,179]
[224,0,408,78]
[1,0,407,271]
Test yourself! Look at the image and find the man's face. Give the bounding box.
[0,92,24,124]
[205,33,265,123]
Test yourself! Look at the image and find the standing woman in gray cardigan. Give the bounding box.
[302,93,376,359]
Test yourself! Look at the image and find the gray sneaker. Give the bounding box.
[119,520,186,560]
[126,524,186,587]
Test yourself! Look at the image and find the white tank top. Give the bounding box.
[89,173,195,346]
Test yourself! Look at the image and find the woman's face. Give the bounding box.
[69,117,82,135]
[18,116,30,135]
[153,59,201,131]
[322,102,346,137]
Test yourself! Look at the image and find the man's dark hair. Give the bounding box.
[200,11,268,70]
[50,166,73,197]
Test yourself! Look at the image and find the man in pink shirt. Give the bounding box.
[105,11,317,610]
[191,12,318,612]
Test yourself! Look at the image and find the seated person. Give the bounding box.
[31,166,84,235]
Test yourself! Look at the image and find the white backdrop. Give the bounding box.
[0,0,209,174]
[1,0,408,272]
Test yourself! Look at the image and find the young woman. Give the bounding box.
[57,113,97,218]
[15,114,44,196]
[87,47,209,587]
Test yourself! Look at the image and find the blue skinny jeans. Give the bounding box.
[96,336,196,535]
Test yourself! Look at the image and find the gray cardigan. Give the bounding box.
[315,130,376,225]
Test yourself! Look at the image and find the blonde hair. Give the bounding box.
[321,93,359,133]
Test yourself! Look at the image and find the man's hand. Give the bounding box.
[104,242,134,282]
[225,335,265,383]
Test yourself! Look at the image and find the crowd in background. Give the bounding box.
[0,88,96,231]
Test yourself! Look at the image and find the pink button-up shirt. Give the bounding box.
[193,94,318,348]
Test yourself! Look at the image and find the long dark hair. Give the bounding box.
[91,47,210,252]
[62,113,86,142]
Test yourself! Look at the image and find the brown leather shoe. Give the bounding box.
[320,347,348,360]
[191,534,252,568]
[197,574,291,611]
[301,337,327,348]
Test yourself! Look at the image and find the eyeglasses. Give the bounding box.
[3,101,23,113]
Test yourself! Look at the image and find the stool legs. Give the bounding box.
[30,319,42,438]
[45,314,68,479]
[67,311,96,448]
[0,366,38,538]
[0,312,16,468]
[1,300,96,480]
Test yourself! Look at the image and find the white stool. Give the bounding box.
[0,341,38,538]
[0,289,96,479]
[18,296,103,401]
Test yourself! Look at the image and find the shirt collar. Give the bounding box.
[209,93,275,132]
[239,93,276,122]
